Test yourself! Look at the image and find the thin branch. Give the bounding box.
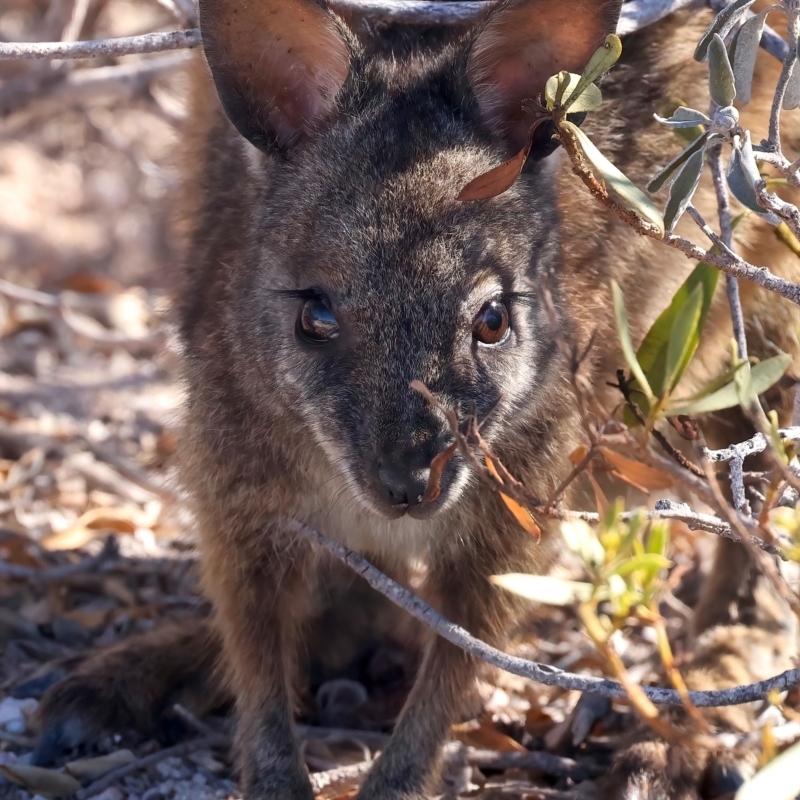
[555,123,800,306]
[288,519,800,706]
[0,28,201,60]
[708,137,748,362]
[75,734,226,800]
[0,538,118,583]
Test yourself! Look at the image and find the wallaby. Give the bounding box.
[31,0,800,798]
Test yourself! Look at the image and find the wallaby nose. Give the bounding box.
[375,454,430,507]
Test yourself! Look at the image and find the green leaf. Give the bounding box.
[564,121,665,235]
[636,262,720,399]
[664,284,704,393]
[664,149,705,231]
[646,521,670,557]
[668,352,791,415]
[735,738,800,800]
[545,72,603,112]
[708,33,737,107]
[784,58,800,110]
[694,0,757,62]
[732,9,769,104]
[565,33,623,110]
[648,132,709,193]
[612,280,654,401]
[654,106,711,128]
[606,553,672,579]
[490,573,594,606]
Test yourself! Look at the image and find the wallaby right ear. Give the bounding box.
[467,0,622,154]
[199,0,352,151]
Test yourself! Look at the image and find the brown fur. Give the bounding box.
[33,3,800,799]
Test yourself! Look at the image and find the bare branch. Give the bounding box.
[288,519,800,706]
[0,28,201,60]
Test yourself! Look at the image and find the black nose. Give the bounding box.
[375,452,430,507]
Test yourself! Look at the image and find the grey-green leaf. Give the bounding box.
[654,106,712,128]
[694,0,757,62]
[708,34,737,107]
[733,9,769,104]
[648,132,709,193]
[668,353,791,415]
[784,58,800,110]
[664,149,705,231]
[726,137,776,221]
[563,121,665,235]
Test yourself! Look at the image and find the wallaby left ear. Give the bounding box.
[467,0,623,153]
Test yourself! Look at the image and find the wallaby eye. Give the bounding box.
[298,298,340,343]
[473,300,509,345]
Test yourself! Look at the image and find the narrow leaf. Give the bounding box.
[732,9,769,104]
[490,573,594,606]
[668,353,791,415]
[0,764,81,798]
[612,280,654,401]
[423,442,457,503]
[636,262,719,398]
[607,553,671,578]
[708,34,737,107]
[784,57,800,109]
[565,33,623,110]
[457,126,537,201]
[65,750,137,780]
[664,284,704,392]
[564,121,665,235]
[654,106,712,128]
[597,447,673,492]
[664,149,705,231]
[485,456,541,539]
[695,0,757,62]
[648,132,709,193]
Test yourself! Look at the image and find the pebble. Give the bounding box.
[0,697,37,733]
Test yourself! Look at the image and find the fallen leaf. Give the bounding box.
[452,718,526,752]
[65,749,136,780]
[0,764,81,797]
[42,506,138,550]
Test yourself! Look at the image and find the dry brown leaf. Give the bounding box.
[667,414,699,441]
[485,457,542,540]
[423,442,457,503]
[61,607,111,630]
[58,272,124,294]
[456,123,541,201]
[0,529,44,568]
[452,718,526,752]
[42,506,138,550]
[0,764,81,797]
[569,445,590,466]
[102,577,137,607]
[65,749,136,780]
[596,447,673,492]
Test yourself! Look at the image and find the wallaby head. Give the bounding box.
[193,0,622,519]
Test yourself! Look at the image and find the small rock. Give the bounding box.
[92,788,125,800]
[0,697,38,733]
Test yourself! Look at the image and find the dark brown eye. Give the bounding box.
[472,300,509,345]
[299,298,339,343]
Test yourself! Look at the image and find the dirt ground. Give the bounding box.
[1,1,800,799]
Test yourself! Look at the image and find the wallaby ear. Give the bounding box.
[199,0,351,150]
[467,0,623,153]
